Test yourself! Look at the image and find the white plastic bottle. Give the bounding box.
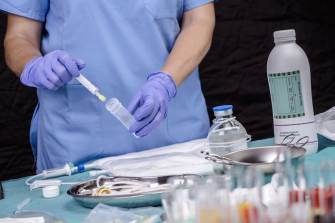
[267,29,318,156]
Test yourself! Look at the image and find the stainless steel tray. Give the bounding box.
[67,174,203,208]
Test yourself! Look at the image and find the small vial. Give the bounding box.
[106,98,138,138]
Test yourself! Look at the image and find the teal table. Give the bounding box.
[0,135,334,222]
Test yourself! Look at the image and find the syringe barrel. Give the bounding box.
[105,98,139,138]
[42,167,67,178]
[75,74,98,95]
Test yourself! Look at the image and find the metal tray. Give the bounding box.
[67,174,203,208]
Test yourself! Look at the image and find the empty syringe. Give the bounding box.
[75,74,106,102]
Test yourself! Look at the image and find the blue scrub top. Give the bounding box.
[0,0,216,173]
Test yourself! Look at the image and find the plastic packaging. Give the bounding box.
[81,203,160,223]
[9,211,68,223]
[267,29,318,156]
[96,152,212,177]
[0,217,44,223]
[17,198,31,210]
[315,106,335,141]
[105,98,138,138]
[208,105,251,173]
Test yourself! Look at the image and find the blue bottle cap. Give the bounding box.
[213,105,233,111]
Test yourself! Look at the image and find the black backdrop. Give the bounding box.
[1,0,335,181]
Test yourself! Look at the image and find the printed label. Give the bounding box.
[274,121,318,145]
[268,70,305,119]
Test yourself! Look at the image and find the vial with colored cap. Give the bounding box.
[208,105,250,174]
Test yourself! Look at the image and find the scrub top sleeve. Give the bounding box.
[0,0,49,22]
[183,0,219,12]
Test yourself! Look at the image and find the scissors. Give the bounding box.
[272,134,309,162]
[200,151,250,165]
[281,134,310,148]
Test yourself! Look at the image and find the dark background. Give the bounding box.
[1,0,335,181]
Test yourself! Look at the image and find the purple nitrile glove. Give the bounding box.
[127,72,177,138]
[20,50,86,90]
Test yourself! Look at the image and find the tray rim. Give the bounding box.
[67,174,203,199]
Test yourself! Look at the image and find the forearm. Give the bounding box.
[4,14,43,77]
[160,3,215,87]
[5,36,42,76]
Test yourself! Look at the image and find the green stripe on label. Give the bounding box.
[267,70,305,119]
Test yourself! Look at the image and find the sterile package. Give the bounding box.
[81,204,161,223]
[101,152,212,177]
[315,106,335,141]
[128,207,164,223]
[91,138,213,177]
[8,211,68,223]
[0,217,44,223]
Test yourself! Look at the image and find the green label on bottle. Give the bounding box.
[268,70,305,119]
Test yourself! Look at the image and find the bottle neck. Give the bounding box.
[215,114,233,121]
[275,40,296,46]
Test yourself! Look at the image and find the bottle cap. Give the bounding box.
[43,186,59,198]
[274,29,296,43]
[213,105,233,116]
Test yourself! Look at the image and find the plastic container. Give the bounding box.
[267,29,318,156]
[208,105,250,173]
[43,186,60,198]
[17,198,31,210]
[105,98,138,138]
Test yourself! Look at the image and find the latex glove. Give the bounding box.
[20,50,86,90]
[127,72,177,138]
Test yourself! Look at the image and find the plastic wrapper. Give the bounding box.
[7,211,68,223]
[98,152,212,177]
[81,204,162,223]
[315,106,335,140]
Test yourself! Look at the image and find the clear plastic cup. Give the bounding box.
[105,98,138,138]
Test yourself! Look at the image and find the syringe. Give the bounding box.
[75,74,106,102]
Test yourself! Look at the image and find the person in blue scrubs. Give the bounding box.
[2,1,216,173]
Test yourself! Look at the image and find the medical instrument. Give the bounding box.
[43,186,59,198]
[201,150,250,165]
[271,134,309,162]
[105,98,138,138]
[267,29,318,156]
[17,198,31,210]
[281,134,310,150]
[205,145,306,174]
[67,174,202,208]
[26,162,98,189]
[207,105,251,174]
[75,73,106,102]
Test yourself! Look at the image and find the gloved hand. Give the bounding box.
[127,72,177,138]
[20,50,86,90]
